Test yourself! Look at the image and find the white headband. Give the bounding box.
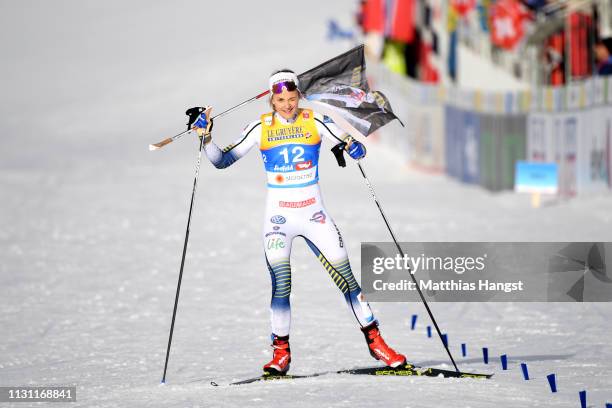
[269,71,299,91]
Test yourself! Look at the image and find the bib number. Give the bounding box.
[279,146,305,164]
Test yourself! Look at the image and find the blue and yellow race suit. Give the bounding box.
[204,108,375,336]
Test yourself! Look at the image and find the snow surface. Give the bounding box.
[1,1,611,407]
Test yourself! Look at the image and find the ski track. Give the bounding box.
[1,1,612,407]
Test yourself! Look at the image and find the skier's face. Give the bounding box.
[271,89,299,120]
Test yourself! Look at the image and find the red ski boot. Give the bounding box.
[263,335,291,375]
[361,322,407,368]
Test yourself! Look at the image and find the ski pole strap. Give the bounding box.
[200,133,212,145]
[331,142,347,167]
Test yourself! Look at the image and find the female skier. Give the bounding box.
[193,69,406,375]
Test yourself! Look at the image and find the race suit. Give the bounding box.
[204,108,375,336]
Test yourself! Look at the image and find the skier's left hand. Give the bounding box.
[345,136,366,160]
[193,114,209,129]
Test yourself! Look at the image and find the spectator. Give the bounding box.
[594,38,612,75]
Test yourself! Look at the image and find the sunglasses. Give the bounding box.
[271,81,298,94]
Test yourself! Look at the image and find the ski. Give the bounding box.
[220,373,318,386]
[213,363,493,386]
[339,363,493,379]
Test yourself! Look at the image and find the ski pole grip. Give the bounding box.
[149,138,174,151]
[331,142,347,167]
[159,138,172,146]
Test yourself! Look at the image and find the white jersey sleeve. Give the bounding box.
[203,119,261,168]
[313,112,349,145]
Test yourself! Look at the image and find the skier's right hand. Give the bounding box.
[192,107,214,141]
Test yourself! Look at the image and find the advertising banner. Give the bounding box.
[444,105,462,179]
[370,63,611,196]
[527,113,555,162]
[410,105,445,172]
[514,161,558,193]
[478,113,502,191]
[557,114,578,197]
[576,109,609,193]
[605,106,612,190]
[461,110,480,184]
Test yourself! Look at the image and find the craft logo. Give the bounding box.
[267,238,286,250]
[333,222,344,248]
[270,215,286,224]
[295,161,313,170]
[309,210,326,224]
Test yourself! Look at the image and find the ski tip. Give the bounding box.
[149,144,160,151]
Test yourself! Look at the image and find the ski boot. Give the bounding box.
[263,334,291,375]
[361,322,407,368]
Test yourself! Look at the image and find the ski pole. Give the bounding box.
[149,90,270,151]
[356,160,460,373]
[161,133,207,384]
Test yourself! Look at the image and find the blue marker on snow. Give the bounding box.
[411,314,417,330]
[441,333,448,347]
[546,374,557,393]
[520,363,529,380]
[500,354,508,370]
[426,326,432,338]
[482,347,489,364]
[461,343,467,357]
[579,390,586,408]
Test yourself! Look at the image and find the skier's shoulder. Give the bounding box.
[241,118,262,136]
[312,110,336,126]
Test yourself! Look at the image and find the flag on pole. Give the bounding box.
[297,44,403,136]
